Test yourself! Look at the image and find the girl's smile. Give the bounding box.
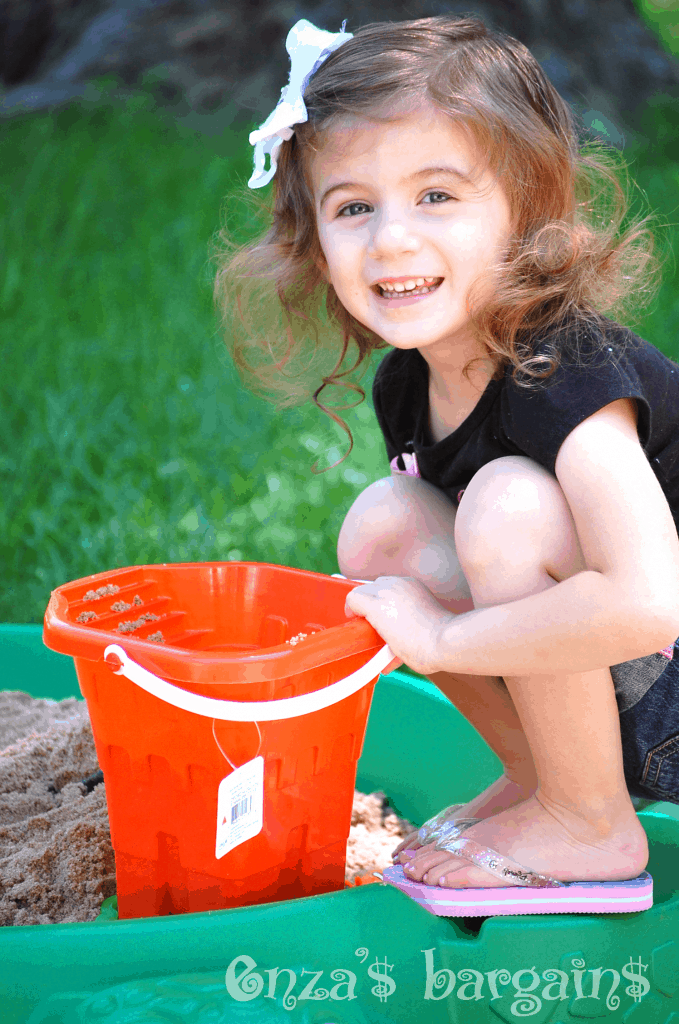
[310,103,514,375]
[373,275,442,304]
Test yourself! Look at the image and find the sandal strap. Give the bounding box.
[430,817,482,843]
[418,804,480,844]
[419,803,462,828]
[433,836,566,888]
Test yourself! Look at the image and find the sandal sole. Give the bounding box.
[382,865,653,916]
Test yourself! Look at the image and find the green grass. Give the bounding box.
[1,87,678,623]
[634,0,679,67]
[0,94,389,623]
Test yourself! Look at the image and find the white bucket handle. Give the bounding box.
[103,642,395,722]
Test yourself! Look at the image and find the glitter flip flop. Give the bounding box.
[382,837,653,916]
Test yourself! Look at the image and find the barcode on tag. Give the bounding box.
[216,755,264,859]
[231,796,252,823]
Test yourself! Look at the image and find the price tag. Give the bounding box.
[215,755,264,859]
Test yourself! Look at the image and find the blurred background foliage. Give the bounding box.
[1,1,678,622]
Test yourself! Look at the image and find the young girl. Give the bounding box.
[214,15,679,911]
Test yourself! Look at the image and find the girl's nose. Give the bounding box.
[367,214,420,260]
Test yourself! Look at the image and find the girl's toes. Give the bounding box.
[422,860,469,887]
[392,836,422,860]
[391,829,425,860]
[400,840,437,869]
[402,856,431,881]
[423,863,497,889]
[403,848,461,880]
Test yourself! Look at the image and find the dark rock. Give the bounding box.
[80,768,104,794]
[0,0,54,86]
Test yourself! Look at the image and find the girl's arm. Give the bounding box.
[346,398,679,677]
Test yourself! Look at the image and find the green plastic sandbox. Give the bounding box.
[1,622,679,1024]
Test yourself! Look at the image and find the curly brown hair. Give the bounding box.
[212,14,666,472]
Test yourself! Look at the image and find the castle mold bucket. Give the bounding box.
[42,561,392,920]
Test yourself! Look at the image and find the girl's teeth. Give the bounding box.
[379,276,438,291]
[378,280,440,298]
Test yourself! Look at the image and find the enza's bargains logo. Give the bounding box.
[224,948,651,1014]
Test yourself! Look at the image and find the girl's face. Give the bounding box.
[310,104,514,368]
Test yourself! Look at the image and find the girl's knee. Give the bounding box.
[460,457,558,514]
[455,456,585,583]
[337,473,459,579]
[337,476,412,574]
[457,457,570,531]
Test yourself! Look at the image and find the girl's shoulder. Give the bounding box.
[509,314,679,391]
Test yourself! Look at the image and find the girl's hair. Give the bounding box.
[213,14,665,472]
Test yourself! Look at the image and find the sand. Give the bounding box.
[0,692,116,927]
[347,790,415,881]
[0,692,415,926]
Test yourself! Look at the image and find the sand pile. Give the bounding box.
[0,692,415,926]
[0,692,116,926]
[347,790,414,881]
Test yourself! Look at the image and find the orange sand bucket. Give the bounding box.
[43,562,394,920]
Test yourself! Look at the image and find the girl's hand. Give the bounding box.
[344,576,455,677]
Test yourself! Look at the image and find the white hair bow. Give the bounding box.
[248,18,353,189]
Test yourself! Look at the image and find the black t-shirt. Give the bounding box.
[372,316,679,536]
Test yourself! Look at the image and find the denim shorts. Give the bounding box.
[615,641,679,805]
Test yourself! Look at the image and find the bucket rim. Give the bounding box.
[43,561,384,684]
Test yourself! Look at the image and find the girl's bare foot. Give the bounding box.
[400,793,649,888]
[391,772,536,863]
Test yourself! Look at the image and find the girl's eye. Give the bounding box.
[338,202,372,217]
[336,192,453,217]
